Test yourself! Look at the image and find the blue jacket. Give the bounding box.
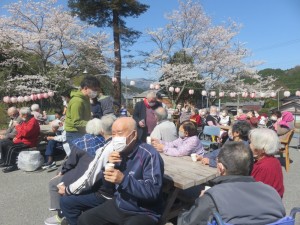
[114,141,164,221]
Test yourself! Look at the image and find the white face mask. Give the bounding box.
[90,99,94,104]
[270,116,277,121]
[222,113,226,117]
[112,136,127,152]
[148,102,156,107]
[178,131,185,138]
[88,90,98,99]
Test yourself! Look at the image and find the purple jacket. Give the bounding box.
[162,136,204,156]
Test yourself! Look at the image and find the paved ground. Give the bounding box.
[1,136,300,225]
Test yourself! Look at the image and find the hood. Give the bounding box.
[70,90,88,99]
[208,175,255,187]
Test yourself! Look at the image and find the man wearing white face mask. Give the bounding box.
[65,76,100,146]
[78,117,164,225]
[133,91,162,142]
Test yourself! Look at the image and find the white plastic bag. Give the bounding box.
[18,151,44,172]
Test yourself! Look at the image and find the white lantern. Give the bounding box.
[130,81,135,86]
[112,77,117,83]
[169,86,174,92]
[284,91,290,97]
[48,91,54,97]
[230,92,236,98]
[17,96,24,103]
[296,91,300,96]
[260,92,266,98]
[250,92,256,98]
[24,96,31,102]
[210,91,216,97]
[155,84,160,90]
[175,87,180,93]
[189,89,194,95]
[201,90,207,96]
[150,84,154,89]
[11,96,18,103]
[219,91,224,97]
[270,92,276,98]
[242,92,248,98]
[3,96,10,103]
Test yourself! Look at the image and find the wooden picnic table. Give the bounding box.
[159,153,217,224]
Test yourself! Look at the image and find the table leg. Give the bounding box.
[159,187,180,225]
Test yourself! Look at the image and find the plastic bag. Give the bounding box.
[18,151,44,172]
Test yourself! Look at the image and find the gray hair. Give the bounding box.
[7,106,18,114]
[210,106,217,114]
[155,107,168,121]
[249,128,280,155]
[237,108,243,114]
[19,107,31,116]
[31,104,40,112]
[86,118,103,136]
[146,91,157,99]
[101,114,117,135]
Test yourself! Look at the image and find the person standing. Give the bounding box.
[64,76,100,145]
[133,91,162,142]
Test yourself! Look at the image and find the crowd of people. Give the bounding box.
[0,78,295,224]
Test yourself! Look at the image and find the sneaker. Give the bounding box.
[44,215,65,225]
[42,161,56,170]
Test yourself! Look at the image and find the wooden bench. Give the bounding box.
[279,129,294,172]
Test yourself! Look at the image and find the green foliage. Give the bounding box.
[0,103,8,128]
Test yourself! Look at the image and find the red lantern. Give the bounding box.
[48,91,54,97]
[250,92,256,98]
[43,93,49,99]
[37,93,43,99]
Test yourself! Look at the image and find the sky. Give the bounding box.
[1,0,300,80]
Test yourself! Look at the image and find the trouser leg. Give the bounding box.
[0,139,14,162]
[5,143,28,165]
[49,176,63,210]
[60,193,107,225]
[45,140,57,161]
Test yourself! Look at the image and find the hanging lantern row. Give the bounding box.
[149,83,160,90]
[3,91,54,104]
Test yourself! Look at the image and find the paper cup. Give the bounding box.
[105,163,115,171]
[146,136,151,145]
[191,153,197,162]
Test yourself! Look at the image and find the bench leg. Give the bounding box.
[159,187,180,225]
[285,147,290,172]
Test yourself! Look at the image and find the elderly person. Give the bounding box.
[246,110,258,128]
[152,121,204,157]
[190,108,201,127]
[0,107,40,173]
[205,106,219,126]
[0,107,22,141]
[31,103,48,125]
[150,107,178,142]
[133,91,162,142]
[235,108,247,121]
[179,105,192,124]
[249,128,284,198]
[44,115,116,225]
[78,117,164,225]
[178,142,285,225]
[273,111,294,140]
[218,109,231,126]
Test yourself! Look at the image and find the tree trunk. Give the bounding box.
[112,10,121,109]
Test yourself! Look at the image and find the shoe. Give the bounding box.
[42,161,56,170]
[0,162,7,168]
[44,215,65,225]
[2,165,18,173]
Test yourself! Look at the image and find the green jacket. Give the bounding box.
[64,90,91,133]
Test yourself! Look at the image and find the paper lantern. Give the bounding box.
[270,92,276,98]
[175,87,180,93]
[210,91,216,97]
[43,93,49,99]
[24,96,31,102]
[230,92,236,98]
[17,96,24,103]
[250,92,256,98]
[284,91,290,97]
[242,92,248,98]
[150,84,154,89]
[201,90,207,96]
[48,91,54,97]
[154,84,160,90]
[130,81,135,86]
[260,92,266,98]
[189,89,194,95]
[11,96,18,103]
[169,86,174,92]
[37,93,43,99]
[3,96,11,103]
[112,77,117,83]
[219,91,224,97]
[296,91,300,97]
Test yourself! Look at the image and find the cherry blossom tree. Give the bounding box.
[0,0,110,89]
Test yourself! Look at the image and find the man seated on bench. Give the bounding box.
[0,107,22,141]
[0,107,40,173]
[178,142,285,225]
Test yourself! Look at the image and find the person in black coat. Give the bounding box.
[90,98,103,119]
[133,91,162,142]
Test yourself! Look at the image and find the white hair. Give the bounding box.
[19,107,31,116]
[237,109,243,114]
[51,120,61,128]
[146,91,157,99]
[86,118,103,136]
[249,128,280,155]
[31,104,40,112]
[101,114,117,135]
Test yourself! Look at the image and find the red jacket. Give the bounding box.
[190,115,201,127]
[251,156,284,198]
[14,116,40,147]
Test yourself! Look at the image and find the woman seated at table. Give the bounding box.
[190,108,201,127]
[152,121,204,157]
[249,128,284,198]
[218,109,231,126]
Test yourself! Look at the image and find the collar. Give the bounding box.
[208,175,255,186]
[121,140,141,159]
